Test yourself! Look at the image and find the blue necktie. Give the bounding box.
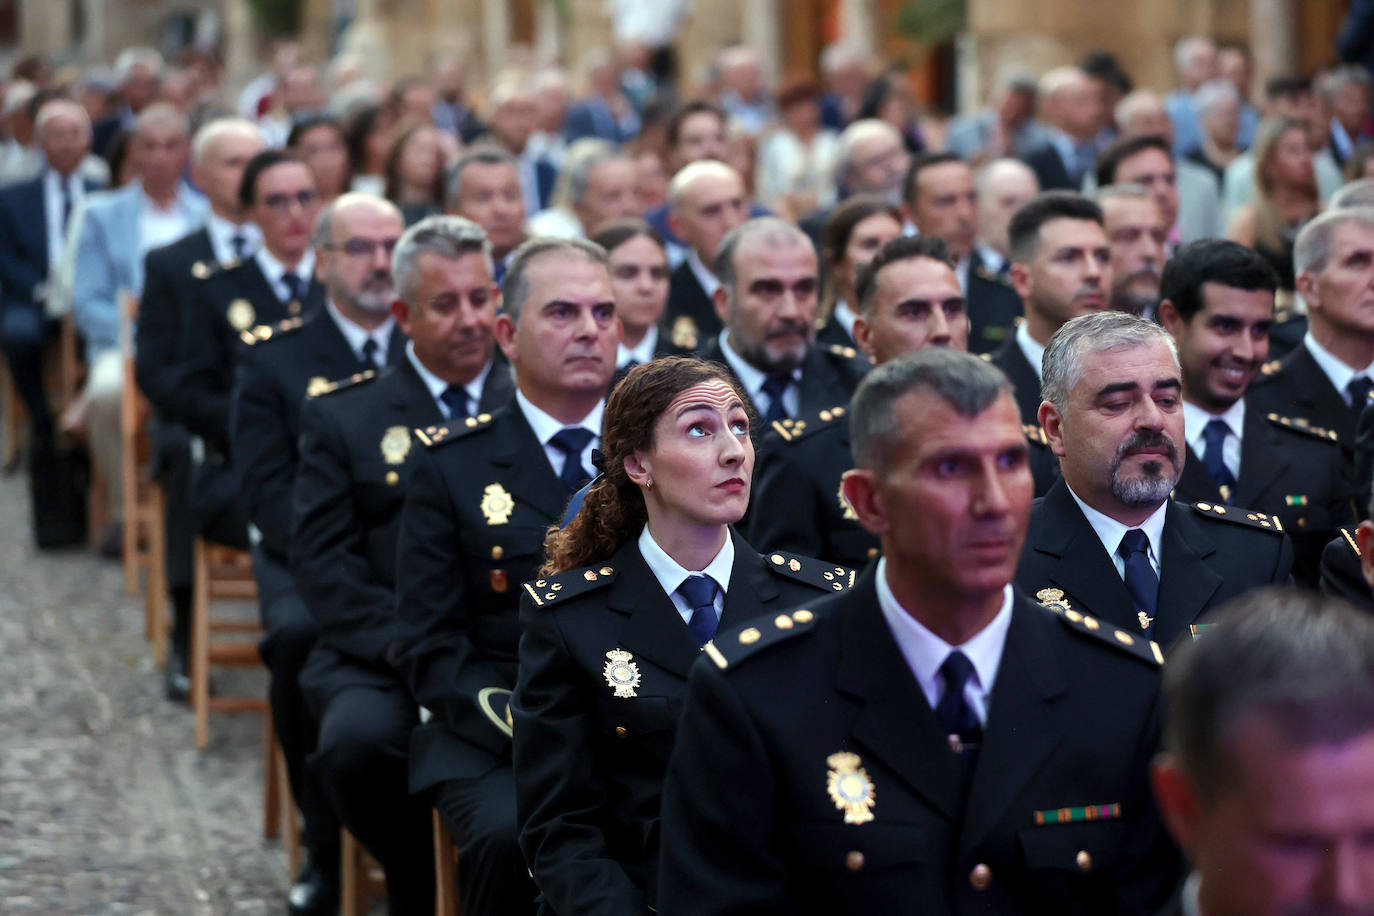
[231,231,249,260]
[439,385,468,419]
[361,337,381,371]
[761,375,791,424]
[678,575,719,647]
[1200,418,1236,500]
[935,650,982,752]
[1118,529,1159,636]
[282,272,305,305]
[550,427,594,493]
[1349,376,1373,415]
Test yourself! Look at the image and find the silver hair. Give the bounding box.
[557,137,632,209]
[833,119,903,186]
[1114,90,1166,131]
[667,159,739,211]
[1192,78,1240,116]
[190,117,261,168]
[392,214,494,305]
[1320,65,1374,100]
[445,144,519,209]
[500,236,609,325]
[133,102,190,139]
[1041,311,1179,413]
[850,348,1014,475]
[1173,35,1214,74]
[34,99,91,140]
[114,47,164,83]
[1331,179,1374,211]
[713,216,811,300]
[1294,207,1374,276]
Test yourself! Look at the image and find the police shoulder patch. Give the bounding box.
[703,608,818,670]
[414,410,496,448]
[239,316,305,346]
[827,342,861,361]
[521,564,618,609]
[1264,412,1340,443]
[1259,359,1283,377]
[763,551,856,593]
[1190,500,1285,533]
[1036,600,1164,667]
[309,368,377,398]
[770,406,847,444]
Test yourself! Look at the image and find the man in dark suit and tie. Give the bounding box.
[1020,66,1102,192]
[291,215,514,915]
[967,158,1038,354]
[1249,209,1374,448]
[660,348,1182,914]
[663,160,750,349]
[395,236,620,915]
[1158,239,1353,586]
[1016,311,1292,650]
[0,99,102,439]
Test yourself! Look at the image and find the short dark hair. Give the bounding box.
[854,235,954,316]
[1164,588,1374,803]
[1080,51,1133,95]
[286,114,343,150]
[665,100,726,151]
[238,149,308,209]
[1008,191,1104,264]
[819,193,903,268]
[1264,75,1312,102]
[1159,239,1280,322]
[1096,134,1171,188]
[590,217,664,255]
[901,151,964,208]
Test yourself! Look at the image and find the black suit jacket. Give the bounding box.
[396,397,576,791]
[658,577,1181,915]
[0,173,99,309]
[179,258,325,451]
[512,533,854,914]
[1172,406,1355,585]
[292,357,513,697]
[1247,343,1364,449]
[134,227,217,421]
[814,310,857,350]
[1016,479,1294,648]
[990,337,1044,426]
[965,251,1023,356]
[1319,527,1373,612]
[664,261,721,350]
[230,310,404,564]
[1022,143,1078,191]
[698,336,872,424]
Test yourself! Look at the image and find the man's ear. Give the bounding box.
[713,286,731,326]
[390,297,411,336]
[852,313,876,359]
[1295,270,1319,314]
[1156,299,1183,336]
[1039,400,1066,458]
[1357,520,1374,594]
[841,468,889,536]
[494,313,518,362]
[1150,753,1201,860]
[1010,262,1032,302]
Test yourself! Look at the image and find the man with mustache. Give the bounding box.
[991,191,1112,425]
[1160,239,1353,587]
[1095,184,1167,319]
[700,216,871,425]
[1015,312,1292,649]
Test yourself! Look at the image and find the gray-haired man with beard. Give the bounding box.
[1014,312,1292,648]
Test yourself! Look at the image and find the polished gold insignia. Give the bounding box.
[1138,611,1154,631]
[671,314,698,350]
[385,471,399,485]
[837,481,858,521]
[599,566,614,576]
[793,609,814,623]
[306,376,331,397]
[584,570,598,581]
[480,483,514,525]
[1036,587,1064,602]
[826,752,876,825]
[1036,587,1073,615]
[380,425,411,465]
[770,554,784,565]
[603,649,641,698]
[788,558,801,572]
[739,627,761,644]
[191,260,211,279]
[775,615,794,629]
[227,299,256,331]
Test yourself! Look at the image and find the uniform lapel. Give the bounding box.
[1155,502,1223,646]
[385,326,409,367]
[607,542,701,678]
[1233,413,1286,507]
[1026,481,1136,625]
[488,398,571,521]
[310,310,369,376]
[718,530,780,632]
[391,358,444,426]
[478,358,515,412]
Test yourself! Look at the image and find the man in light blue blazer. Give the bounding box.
[72,103,206,542]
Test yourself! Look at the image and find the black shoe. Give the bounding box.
[164,641,191,702]
[288,852,340,916]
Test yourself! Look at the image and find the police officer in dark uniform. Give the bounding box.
[512,357,854,915]
[1249,208,1374,447]
[1319,526,1372,610]
[591,220,693,387]
[697,216,870,426]
[747,236,1059,567]
[230,189,402,915]
[658,349,1182,915]
[812,194,904,351]
[1158,239,1354,586]
[1016,312,1292,650]
[291,215,514,914]
[395,236,620,915]
[133,118,263,699]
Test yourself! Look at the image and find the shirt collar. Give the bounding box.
[874,556,1015,707]
[1305,330,1373,390]
[515,388,605,446]
[1182,397,1246,455]
[138,180,197,216]
[637,524,735,596]
[686,248,721,299]
[955,253,971,295]
[1015,321,1046,380]
[406,339,492,412]
[832,300,858,338]
[254,245,316,291]
[1181,872,1202,916]
[976,242,1006,275]
[325,298,395,361]
[205,213,259,265]
[618,324,659,367]
[43,168,80,196]
[1066,481,1170,569]
[1331,118,1355,160]
[716,329,802,405]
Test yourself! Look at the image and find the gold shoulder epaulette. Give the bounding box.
[978,352,993,362]
[763,552,855,593]
[703,607,818,671]
[1023,424,1048,446]
[975,264,1013,288]
[1033,588,1163,666]
[414,410,496,447]
[239,316,305,346]
[769,406,847,444]
[309,368,377,398]
[1259,359,1283,376]
[521,564,618,608]
[1265,412,1339,443]
[1191,501,1284,533]
[1341,527,1361,558]
[827,342,860,361]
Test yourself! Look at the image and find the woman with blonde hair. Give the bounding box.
[1226,115,1321,291]
[511,357,850,914]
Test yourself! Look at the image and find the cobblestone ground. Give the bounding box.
[0,470,290,915]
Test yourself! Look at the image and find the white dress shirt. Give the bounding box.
[515,389,604,479]
[137,189,196,262]
[716,330,802,419]
[325,299,396,367]
[1182,398,1245,482]
[686,248,721,301]
[1066,482,1168,580]
[638,525,734,626]
[1304,331,1374,406]
[204,212,260,265]
[830,301,858,341]
[43,170,86,271]
[254,246,316,303]
[617,324,659,368]
[1015,321,1046,380]
[874,557,1014,725]
[405,340,492,419]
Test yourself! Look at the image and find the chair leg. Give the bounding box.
[263,713,282,839]
[191,539,211,750]
[340,828,368,916]
[88,462,107,550]
[146,487,168,667]
[434,809,460,916]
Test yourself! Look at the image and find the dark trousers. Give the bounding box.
[312,673,435,915]
[432,766,537,916]
[1,302,57,434]
[252,547,339,863]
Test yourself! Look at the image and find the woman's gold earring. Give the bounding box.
[645,477,653,489]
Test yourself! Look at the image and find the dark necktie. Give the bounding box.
[1073,142,1096,185]
[360,337,381,371]
[550,427,594,493]
[1118,529,1160,636]
[678,574,719,647]
[282,272,305,305]
[231,231,249,260]
[493,257,508,289]
[761,375,791,424]
[1200,418,1237,500]
[935,650,983,753]
[1348,376,1373,414]
[439,384,468,419]
[59,179,72,232]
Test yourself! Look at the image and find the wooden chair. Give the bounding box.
[341,828,387,916]
[57,315,109,548]
[434,809,461,916]
[262,713,303,878]
[188,538,262,749]
[0,353,23,471]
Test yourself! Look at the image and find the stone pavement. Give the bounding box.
[0,470,290,915]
